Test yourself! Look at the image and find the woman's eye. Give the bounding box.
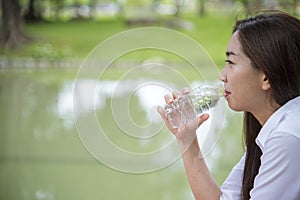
[225,59,234,64]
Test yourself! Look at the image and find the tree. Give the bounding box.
[174,0,181,17]
[240,0,262,15]
[1,0,30,49]
[292,0,298,16]
[282,0,299,16]
[24,0,44,21]
[199,0,205,16]
[253,0,262,10]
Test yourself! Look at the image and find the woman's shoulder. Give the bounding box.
[257,96,300,149]
[275,97,300,139]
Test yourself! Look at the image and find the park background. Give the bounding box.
[0,0,299,200]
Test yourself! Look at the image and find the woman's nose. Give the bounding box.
[219,69,227,82]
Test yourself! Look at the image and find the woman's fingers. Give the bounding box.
[164,94,173,104]
[182,87,191,95]
[181,113,210,133]
[164,88,189,103]
[198,113,210,126]
[172,90,181,99]
[157,105,166,118]
[156,106,178,133]
[159,87,206,135]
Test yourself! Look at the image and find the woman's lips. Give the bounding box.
[225,90,231,97]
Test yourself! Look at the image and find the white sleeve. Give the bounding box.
[219,153,245,200]
[250,133,300,199]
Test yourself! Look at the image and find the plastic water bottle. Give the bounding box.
[163,83,223,128]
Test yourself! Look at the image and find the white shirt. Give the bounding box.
[220,96,300,200]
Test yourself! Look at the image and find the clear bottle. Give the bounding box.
[163,83,224,128]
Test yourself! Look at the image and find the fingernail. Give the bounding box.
[201,113,209,120]
[182,87,190,94]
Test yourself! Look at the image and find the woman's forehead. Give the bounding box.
[226,32,242,57]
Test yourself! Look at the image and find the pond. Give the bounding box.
[0,69,244,200]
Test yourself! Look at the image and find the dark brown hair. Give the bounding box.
[233,11,300,199]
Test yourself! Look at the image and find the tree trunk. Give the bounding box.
[242,0,251,15]
[24,0,42,21]
[253,0,262,11]
[1,0,30,49]
[174,0,181,17]
[54,0,64,20]
[292,0,298,16]
[25,0,36,21]
[199,0,205,16]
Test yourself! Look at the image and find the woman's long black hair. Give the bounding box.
[233,11,300,199]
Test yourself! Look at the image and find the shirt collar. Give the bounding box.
[256,96,300,150]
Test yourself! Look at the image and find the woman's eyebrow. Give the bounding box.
[225,51,237,57]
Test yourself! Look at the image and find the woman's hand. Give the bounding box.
[157,88,210,149]
[157,88,220,200]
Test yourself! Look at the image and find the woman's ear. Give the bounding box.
[261,74,271,91]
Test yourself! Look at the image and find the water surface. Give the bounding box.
[0,70,243,200]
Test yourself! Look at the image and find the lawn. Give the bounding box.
[1,14,235,70]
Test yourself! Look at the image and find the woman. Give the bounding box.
[158,10,300,199]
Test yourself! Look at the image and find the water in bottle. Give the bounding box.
[163,83,224,128]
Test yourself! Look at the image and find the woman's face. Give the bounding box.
[219,31,268,113]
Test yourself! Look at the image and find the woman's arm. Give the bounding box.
[157,103,221,200]
[180,135,221,200]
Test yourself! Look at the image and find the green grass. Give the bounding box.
[1,14,235,70]
[1,19,126,59]
[184,14,234,68]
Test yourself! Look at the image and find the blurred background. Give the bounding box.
[0,0,299,200]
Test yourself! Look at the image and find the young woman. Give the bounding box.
[158,10,300,199]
